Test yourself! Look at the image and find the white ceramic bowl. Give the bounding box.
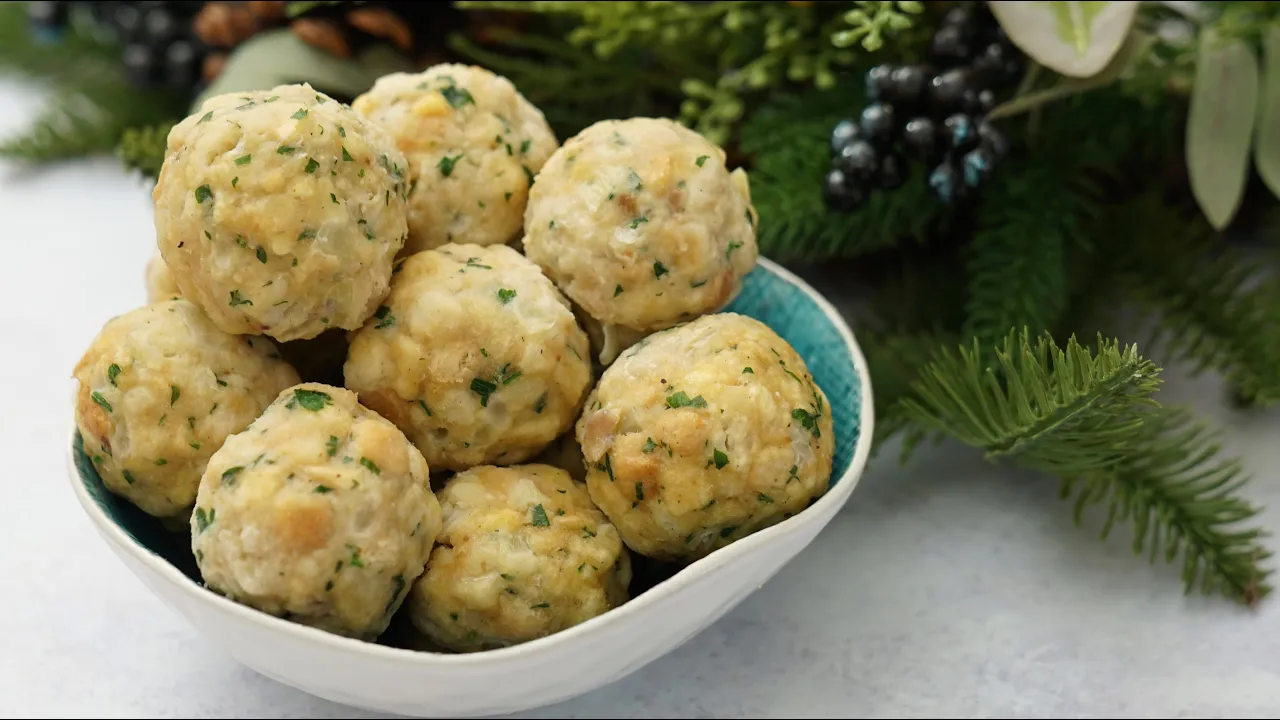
[67,257,875,718]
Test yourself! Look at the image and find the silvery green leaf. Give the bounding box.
[190,29,413,112]
[1254,25,1280,203]
[987,1,1141,78]
[1186,28,1259,231]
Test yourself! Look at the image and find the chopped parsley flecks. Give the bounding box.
[652,260,668,278]
[666,391,707,409]
[198,111,213,123]
[341,146,354,161]
[228,290,252,307]
[440,85,474,109]
[520,139,531,154]
[530,504,551,527]
[194,507,214,532]
[158,414,166,426]
[791,408,822,439]
[642,437,658,453]
[384,575,406,615]
[720,526,737,538]
[788,465,800,482]
[522,165,536,186]
[393,258,406,274]
[713,449,729,469]
[614,285,624,297]
[438,153,463,177]
[582,528,597,538]
[154,458,167,466]
[596,452,615,482]
[627,169,643,192]
[297,228,316,241]
[221,466,243,485]
[504,191,513,201]
[758,492,774,504]
[107,364,121,386]
[256,247,268,263]
[189,441,201,450]
[315,485,332,494]
[743,367,754,374]
[471,377,497,407]
[466,257,491,269]
[695,155,710,167]
[360,457,380,475]
[235,155,251,166]
[726,241,744,260]
[291,109,308,120]
[338,126,346,137]
[194,185,213,203]
[330,192,339,204]
[290,388,331,411]
[630,216,649,230]
[326,435,339,456]
[779,360,802,383]
[634,482,644,503]
[497,288,516,304]
[533,392,547,414]
[496,364,521,385]
[413,399,432,418]
[304,158,320,174]
[91,391,113,413]
[277,145,296,155]
[122,469,136,485]
[531,602,550,610]
[324,580,334,591]
[348,545,365,568]
[235,235,248,249]
[264,96,279,102]
[691,279,708,288]
[373,305,396,329]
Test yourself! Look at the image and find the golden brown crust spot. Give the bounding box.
[272,497,334,554]
[579,408,619,462]
[357,418,413,478]
[75,381,110,449]
[650,409,707,456]
[360,388,410,430]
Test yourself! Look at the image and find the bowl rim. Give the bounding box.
[65,256,877,666]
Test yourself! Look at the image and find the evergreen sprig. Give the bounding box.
[1060,407,1272,606]
[897,330,1271,604]
[1110,194,1280,408]
[453,0,926,143]
[899,330,1162,474]
[117,123,175,181]
[0,3,185,165]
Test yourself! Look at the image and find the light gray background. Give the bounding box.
[1,77,1277,719]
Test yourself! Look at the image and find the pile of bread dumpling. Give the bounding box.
[74,64,836,652]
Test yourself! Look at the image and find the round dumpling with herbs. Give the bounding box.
[576,313,833,562]
[191,383,442,641]
[352,64,557,254]
[522,117,758,365]
[72,299,299,519]
[344,243,593,472]
[145,249,182,303]
[154,82,410,343]
[407,464,630,652]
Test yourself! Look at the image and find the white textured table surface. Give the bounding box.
[2,78,1279,720]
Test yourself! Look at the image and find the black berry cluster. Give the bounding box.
[824,4,1021,211]
[27,2,209,96]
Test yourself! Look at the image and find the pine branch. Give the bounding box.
[1060,406,1272,606]
[738,83,950,263]
[1109,193,1280,408]
[0,3,186,165]
[899,329,1272,605]
[962,156,1092,350]
[117,122,175,181]
[899,330,1163,474]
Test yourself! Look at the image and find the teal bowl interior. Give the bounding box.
[72,261,864,623]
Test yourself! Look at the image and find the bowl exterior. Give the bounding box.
[66,257,875,718]
[93,495,829,718]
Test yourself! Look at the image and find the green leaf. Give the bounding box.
[191,29,413,112]
[1254,25,1280,203]
[1186,28,1259,231]
[987,1,1140,78]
